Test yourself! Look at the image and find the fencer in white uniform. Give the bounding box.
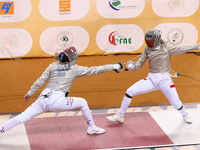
[107,29,200,124]
[0,47,122,135]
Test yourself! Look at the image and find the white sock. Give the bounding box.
[119,96,132,117]
[81,104,96,129]
[1,116,21,132]
[178,105,187,116]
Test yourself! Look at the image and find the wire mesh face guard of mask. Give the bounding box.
[59,47,78,65]
[145,30,161,48]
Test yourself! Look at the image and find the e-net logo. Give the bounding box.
[0,1,14,15]
[109,31,132,45]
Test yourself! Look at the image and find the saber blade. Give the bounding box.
[178,73,200,82]
[123,55,141,65]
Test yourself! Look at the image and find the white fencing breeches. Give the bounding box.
[2,90,95,132]
[119,73,186,116]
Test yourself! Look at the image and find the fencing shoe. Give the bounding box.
[183,113,192,124]
[106,114,124,123]
[87,126,105,135]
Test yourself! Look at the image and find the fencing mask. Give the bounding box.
[59,47,78,66]
[145,29,161,48]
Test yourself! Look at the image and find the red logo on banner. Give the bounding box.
[109,31,132,46]
[109,31,118,45]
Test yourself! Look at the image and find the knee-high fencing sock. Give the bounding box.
[81,104,95,129]
[1,116,21,133]
[119,95,132,117]
[178,105,187,116]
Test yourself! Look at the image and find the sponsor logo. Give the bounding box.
[57,31,73,47]
[0,1,14,15]
[109,0,121,11]
[57,65,69,71]
[167,28,184,45]
[66,97,74,106]
[108,0,136,11]
[168,0,185,11]
[0,127,5,133]
[0,33,18,55]
[59,0,71,15]
[40,0,89,20]
[109,31,132,45]
[87,120,91,125]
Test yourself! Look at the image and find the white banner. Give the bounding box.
[0,28,32,58]
[155,23,198,46]
[152,0,199,17]
[39,0,89,21]
[96,24,144,53]
[0,0,31,22]
[40,26,89,55]
[97,0,145,18]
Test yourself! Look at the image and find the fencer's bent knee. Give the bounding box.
[125,88,134,98]
[79,98,88,109]
[81,98,87,105]
[125,93,132,98]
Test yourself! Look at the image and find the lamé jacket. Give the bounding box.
[134,43,200,73]
[27,62,115,96]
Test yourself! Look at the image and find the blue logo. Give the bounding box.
[0,2,14,15]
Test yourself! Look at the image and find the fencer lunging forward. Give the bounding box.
[107,29,200,124]
[0,47,122,135]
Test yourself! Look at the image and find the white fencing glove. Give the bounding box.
[113,64,121,70]
[125,61,136,71]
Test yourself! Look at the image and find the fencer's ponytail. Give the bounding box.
[160,39,167,44]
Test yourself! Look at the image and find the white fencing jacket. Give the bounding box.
[27,62,115,96]
[135,43,200,73]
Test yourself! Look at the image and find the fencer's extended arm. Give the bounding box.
[126,48,148,71]
[169,43,200,55]
[27,64,51,96]
[75,63,121,77]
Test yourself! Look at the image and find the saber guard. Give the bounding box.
[113,62,123,73]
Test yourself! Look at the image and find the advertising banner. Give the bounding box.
[0,0,199,59]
